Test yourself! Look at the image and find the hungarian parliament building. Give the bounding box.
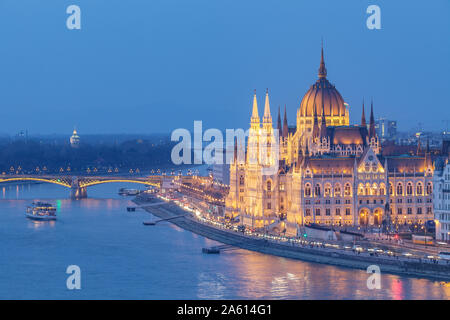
[225,47,434,236]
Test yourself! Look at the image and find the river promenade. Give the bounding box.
[134,194,450,282]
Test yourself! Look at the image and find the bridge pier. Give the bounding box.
[71,186,87,199]
[71,177,87,199]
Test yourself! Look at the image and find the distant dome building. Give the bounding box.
[70,129,80,148]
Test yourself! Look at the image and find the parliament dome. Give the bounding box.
[298,47,347,119]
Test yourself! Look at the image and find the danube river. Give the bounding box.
[0,183,449,299]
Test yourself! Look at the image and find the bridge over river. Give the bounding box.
[0,175,165,199]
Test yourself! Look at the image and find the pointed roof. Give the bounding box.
[369,99,376,138]
[361,99,366,127]
[282,105,289,138]
[312,103,320,138]
[277,106,282,133]
[263,88,272,123]
[320,99,327,138]
[318,40,327,79]
[251,90,260,123]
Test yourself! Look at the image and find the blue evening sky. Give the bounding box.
[0,0,448,135]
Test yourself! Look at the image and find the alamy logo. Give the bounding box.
[366,265,381,290]
[66,5,81,30]
[66,265,81,290]
[366,5,381,30]
[170,121,279,175]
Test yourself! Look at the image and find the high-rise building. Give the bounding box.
[375,118,397,141]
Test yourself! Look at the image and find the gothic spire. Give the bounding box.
[263,88,272,123]
[282,105,289,138]
[318,40,327,79]
[320,98,327,138]
[312,103,320,139]
[361,99,367,127]
[369,99,376,138]
[277,106,282,133]
[251,90,259,124]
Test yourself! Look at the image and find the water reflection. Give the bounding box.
[1,182,449,299]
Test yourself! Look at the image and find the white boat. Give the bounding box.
[26,202,57,221]
[118,188,140,196]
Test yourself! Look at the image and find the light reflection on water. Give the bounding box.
[0,182,449,299]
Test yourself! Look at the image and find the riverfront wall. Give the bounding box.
[135,196,450,281]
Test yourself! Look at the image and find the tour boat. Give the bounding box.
[118,188,140,196]
[26,202,57,221]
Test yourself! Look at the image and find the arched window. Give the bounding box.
[372,183,378,196]
[426,182,433,195]
[324,183,331,197]
[315,184,321,196]
[389,183,393,195]
[397,183,403,196]
[416,182,423,195]
[365,183,371,196]
[305,184,311,197]
[239,175,244,186]
[344,183,351,196]
[267,180,271,191]
[358,184,364,195]
[406,182,413,195]
[365,163,370,172]
[334,184,341,197]
[379,183,386,196]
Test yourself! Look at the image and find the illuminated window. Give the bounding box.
[305,184,312,197]
[397,183,403,196]
[426,182,432,195]
[416,183,423,195]
[406,182,413,195]
[334,184,341,196]
[344,183,351,196]
[315,184,321,196]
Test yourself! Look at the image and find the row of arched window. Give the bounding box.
[390,181,432,196]
[304,181,433,197]
[304,183,352,197]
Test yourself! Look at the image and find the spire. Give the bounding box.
[305,140,310,158]
[251,90,260,124]
[318,40,327,79]
[282,105,289,138]
[320,99,327,138]
[369,99,376,138]
[277,106,282,133]
[426,138,430,153]
[234,136,237,162]
[263,88,272,123]
[312,103,320,139]
[361,99,366,127]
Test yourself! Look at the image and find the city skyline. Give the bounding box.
[0,1,449,135]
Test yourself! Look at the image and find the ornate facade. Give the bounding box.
[225,47,434,235]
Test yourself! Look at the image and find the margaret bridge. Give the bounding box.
[0,175,166,199]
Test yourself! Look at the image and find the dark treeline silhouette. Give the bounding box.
[0,138,177,174]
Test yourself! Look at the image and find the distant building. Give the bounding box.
[375,118,397,141]
[70,129,80,148]
[434,157,450,242]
